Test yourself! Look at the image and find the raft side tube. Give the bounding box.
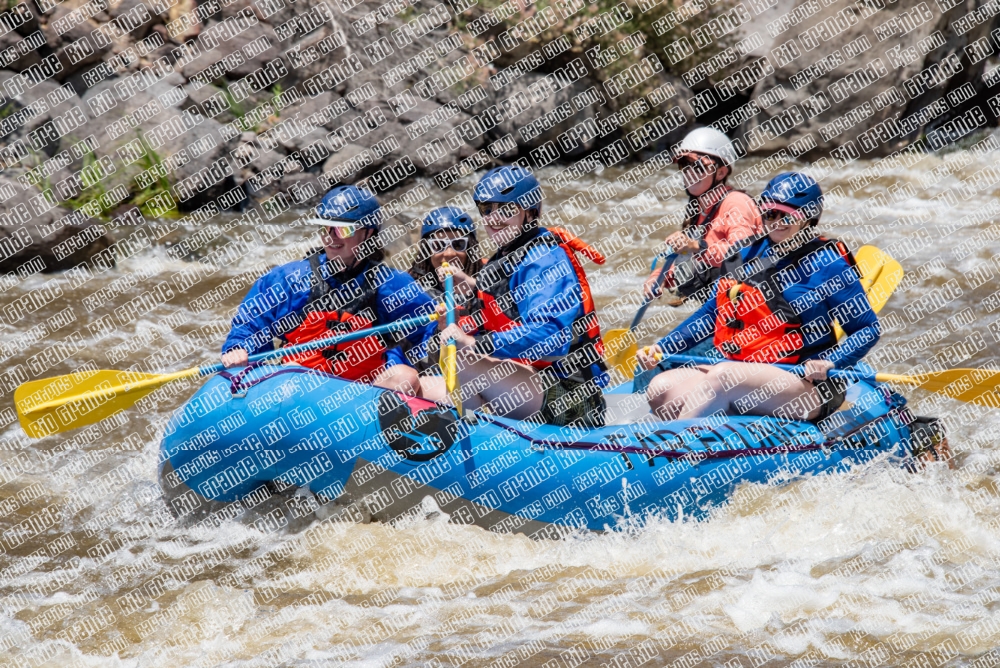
[159,366,920,534]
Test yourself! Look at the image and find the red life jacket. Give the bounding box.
[713,236,858,364]
[476,227,607,379]
[282,255,387,382]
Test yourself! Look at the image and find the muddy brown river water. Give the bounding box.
[2,140,1000,667]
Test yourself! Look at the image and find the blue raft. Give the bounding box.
[158,365,942,536]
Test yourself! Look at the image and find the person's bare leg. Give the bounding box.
[419,375,448,403]
[675,362,825,420]
[455,352,545,420]
[725,363,825,420]
[419,375,487,410]
[373,365,423,396]
[646,366,713,420]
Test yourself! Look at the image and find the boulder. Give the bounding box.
[167,0,201,41]
[262,0,353,87]
[181,21,283,81]
[0,70,88,158]
[62,75,238,210]
[0,174,112,273]
[42,1,113,77]
[292,91,345,130]
[320,142,369,181]
[488,74,606,158]
[0,31,42,71]
[279,172,321,204]
[278,124,327,153]
[109,0,158,38]
[737,0,988,158]
[315,95,486,181]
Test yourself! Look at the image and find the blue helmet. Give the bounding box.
[309,185,382,228]
[473,165,542,216]
[421,207,475,237]
[759,172,823,222]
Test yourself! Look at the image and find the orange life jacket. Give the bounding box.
[713,236,858,364]
[476,227,607,379]
[282,255,387,382]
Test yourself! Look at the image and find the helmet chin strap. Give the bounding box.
[693,160,733,202]
[519,208,540,235]
[353,229,377,268]
[684,156,719,197]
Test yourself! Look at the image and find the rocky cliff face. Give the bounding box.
[734,0,1000,159]
[0,0,997,270]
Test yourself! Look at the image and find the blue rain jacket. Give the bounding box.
[473,228,610,387]
[222,255,436,367]
[657,237,881,368]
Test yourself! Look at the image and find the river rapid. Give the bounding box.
[2,137,1000,668]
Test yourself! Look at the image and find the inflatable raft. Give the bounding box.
[158,364,944,536]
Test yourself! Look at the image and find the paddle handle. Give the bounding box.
[630,253,678,331]
[199,312,439,376]
[444,272,457,331]
[442,265,463,415]
[667,354,876,384]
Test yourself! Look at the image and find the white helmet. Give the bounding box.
[675,127,738,166]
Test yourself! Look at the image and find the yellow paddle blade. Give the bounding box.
[443,343,462,415]
[603,328,639,380]
[15,367,202,439]
[876,368,1000,408]
[833,246,900,340]
[854,245,887,294]
[867,256,903,314]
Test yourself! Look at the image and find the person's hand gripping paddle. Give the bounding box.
[604,251,678,379]
[439,261,463,416]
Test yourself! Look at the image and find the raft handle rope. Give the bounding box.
[472,409,908,464]
[222,360,280,397]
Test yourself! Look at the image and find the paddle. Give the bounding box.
[832,246,903,340]
[663,354,1000,409]
[440,262,463,416]
[604,252,678,379]
[857,245,905,313]
[15,312,440,439]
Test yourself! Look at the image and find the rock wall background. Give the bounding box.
[1,0,1000,269]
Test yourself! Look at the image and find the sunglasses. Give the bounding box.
[677,155,713,170]
[425,237,471,253]
[761,210,801,227]
[476,201,518,217]
[325,224,360,239]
